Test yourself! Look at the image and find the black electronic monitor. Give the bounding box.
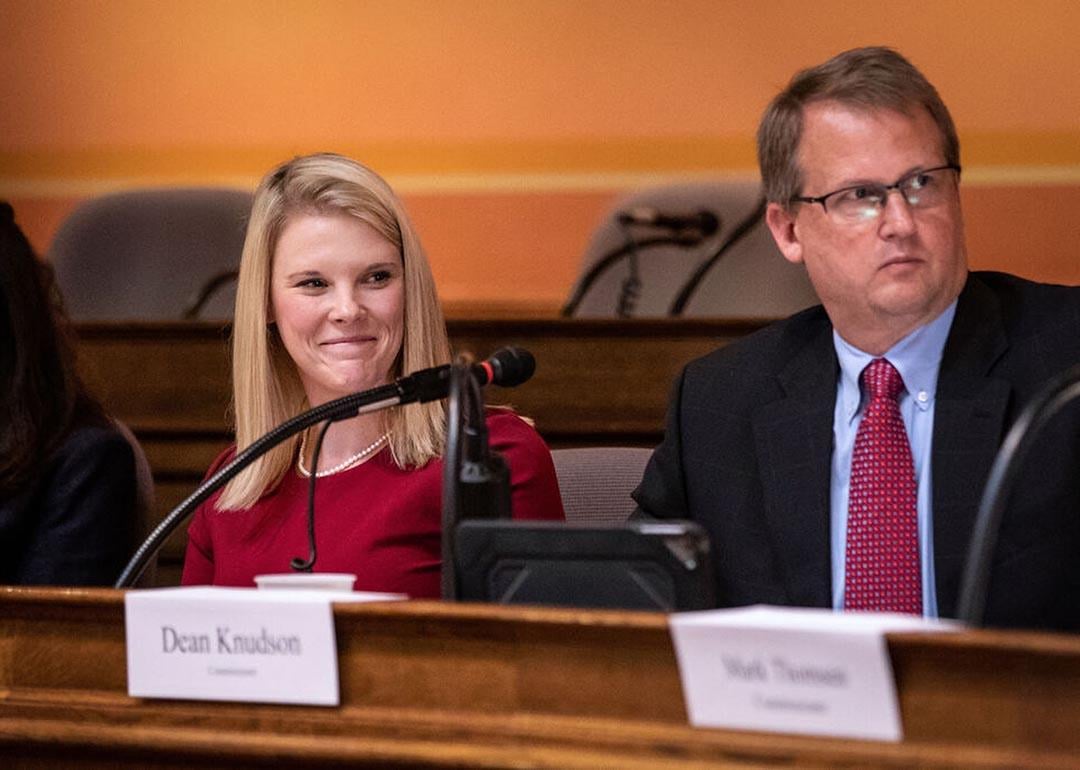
[454,519,715,611]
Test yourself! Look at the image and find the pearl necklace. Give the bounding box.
[297,430,390,478]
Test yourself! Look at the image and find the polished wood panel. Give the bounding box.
[74,319,763,585]
[1,588,1077,768]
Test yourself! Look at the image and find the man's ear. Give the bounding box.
[765,202,804,265]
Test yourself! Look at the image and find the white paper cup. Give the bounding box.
[254,573,356,592]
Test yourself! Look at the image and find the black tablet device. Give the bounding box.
[454,519,715,611]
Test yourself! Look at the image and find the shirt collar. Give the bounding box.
[834,300,958,424]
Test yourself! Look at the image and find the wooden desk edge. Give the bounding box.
[2,588,1077,769]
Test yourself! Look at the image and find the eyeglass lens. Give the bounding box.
[828,168,956,222]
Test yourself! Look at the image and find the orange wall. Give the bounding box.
[3,0,1079,307]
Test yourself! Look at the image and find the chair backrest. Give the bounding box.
[565,179,819,318]
[550,447,652,525]
[112,420,157,586]
[48,187,252,321]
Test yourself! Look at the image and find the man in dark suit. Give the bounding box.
[633,47,1079,631]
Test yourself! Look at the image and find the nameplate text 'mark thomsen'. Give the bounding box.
[669,605,958,741]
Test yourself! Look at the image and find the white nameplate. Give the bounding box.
[125,586,403,706]
[669,605,958,742]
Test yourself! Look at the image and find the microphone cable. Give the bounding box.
[615,220,644,318]
[561,233,704,317]
[439,357,468,599]
[290,418,333,572]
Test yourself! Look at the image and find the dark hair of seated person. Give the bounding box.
[0,201,136,585]
[0,202,109,492]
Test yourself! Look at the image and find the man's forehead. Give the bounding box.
[795,101,945,183]
[802,98,922,129]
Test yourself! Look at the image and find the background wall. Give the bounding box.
[2,0,1078,313]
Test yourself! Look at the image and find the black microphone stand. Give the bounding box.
[458,367,510,521]
[439,356,512,600]
[956,364,1080,625]
[114,366,450,588]
[439,360,467,600]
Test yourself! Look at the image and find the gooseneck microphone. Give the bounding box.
[562,207,721,317]
[668,197,767,316]
[617,207,720,237]
[613,210,720,317]
[472,344,535,388]
[113,347,536,588]
[956,364,1080,626]
[562,233,709,316]
[290,346,536,576]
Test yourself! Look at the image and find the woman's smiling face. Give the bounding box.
[270,212,404,405]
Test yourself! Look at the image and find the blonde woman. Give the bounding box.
[181,154,563,596]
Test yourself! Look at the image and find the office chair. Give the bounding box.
[113,421,157,586]
[564,179,819,318]
[48,187,252,321]
[550,446,653,525]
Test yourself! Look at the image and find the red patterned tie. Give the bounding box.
[844,358,922,615]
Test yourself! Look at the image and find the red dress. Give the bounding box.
[181,411,564,597]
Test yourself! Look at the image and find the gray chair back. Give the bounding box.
[551,447,652,525]
[566,179,818,318]
[48,187,252,321]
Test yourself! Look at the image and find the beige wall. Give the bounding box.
[3,0,1078,309]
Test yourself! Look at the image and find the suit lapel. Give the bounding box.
[752,322,837,608]
[932,276,1011,618]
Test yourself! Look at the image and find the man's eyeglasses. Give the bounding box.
[790,164,961,224]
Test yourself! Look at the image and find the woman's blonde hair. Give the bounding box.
[217,153,451,510]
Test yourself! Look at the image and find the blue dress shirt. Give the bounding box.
[830,301,958,617]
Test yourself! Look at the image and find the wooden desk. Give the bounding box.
[74,319,763,585]
[1,588,1077,768]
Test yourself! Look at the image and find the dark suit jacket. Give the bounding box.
[634,272,1080,631]
[0,423,137,585]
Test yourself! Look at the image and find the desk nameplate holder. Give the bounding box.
[125,587,403,706]
[670,605,958,742]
